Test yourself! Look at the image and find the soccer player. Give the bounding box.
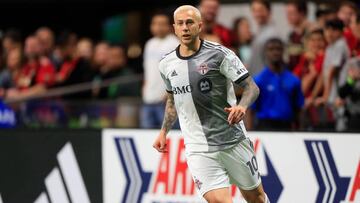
[152,5,269,203]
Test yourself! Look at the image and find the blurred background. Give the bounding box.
[1,1,360,203]
[0,0,359,132]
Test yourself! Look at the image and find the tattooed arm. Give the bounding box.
[225,76,260,124]
[153,93,177,152]
[237,76,260,108]
[161,93,178,133]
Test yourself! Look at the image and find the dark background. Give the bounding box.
[0,129,102,203]
[0,0,197,41]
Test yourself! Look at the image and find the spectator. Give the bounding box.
[54,31,78,79]
[338,56,360,131]
[199,0,232,47]
[0,49,24,90]
[92,42,109,70]
[345,12,360,57]
[293,29,327,129]
[5,36,56,101]
[337,1,357,28]
[94,44,139,99]
[248,0,277,76]
[286,0,312,70]
[293,29,326,99]
[35,27,59,69]
[316,19,350,106]
[311,3,337,30]
[76,38,94,61]
[2,29,22,56]
[141,12,178,129]
[55,31,92,86]
[35,27,55,56]
[232,17,253,66]
[250,38,304,130]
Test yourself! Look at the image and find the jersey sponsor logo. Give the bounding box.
[172,85,193,95]
[198,78,212,93]
[197,63,209,75]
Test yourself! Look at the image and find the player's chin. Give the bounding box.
[181,38,193,45]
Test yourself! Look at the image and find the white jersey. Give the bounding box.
[159,40,250,152]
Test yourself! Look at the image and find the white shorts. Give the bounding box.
[186,138,262,196]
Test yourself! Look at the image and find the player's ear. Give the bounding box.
[198,21,203,32]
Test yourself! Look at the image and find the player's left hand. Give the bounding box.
[224,106,246,125]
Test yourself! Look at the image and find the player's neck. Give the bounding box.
[179,38,201,57]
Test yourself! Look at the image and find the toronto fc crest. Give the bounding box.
[197,63,209,75]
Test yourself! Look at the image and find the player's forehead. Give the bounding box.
[174,7,201,22]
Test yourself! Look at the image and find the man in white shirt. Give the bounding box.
[141,12,179,129]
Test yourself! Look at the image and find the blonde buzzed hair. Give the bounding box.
[173,5,202,21]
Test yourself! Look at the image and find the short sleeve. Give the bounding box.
[219,51,249,84]
[158,60,173,93]
[329,43,349,69]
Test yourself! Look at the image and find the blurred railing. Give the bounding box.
[12,98,141,128]
[5,74,143,128]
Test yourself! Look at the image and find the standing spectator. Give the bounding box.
[316,19,350,106]
[337,1,357,28]
[345,12,360,57]
[199,0,232,47]
[337,1,358,56]
[248,0,277,76]
[311,3,337,31]
[141,13,179,129]
[250,38,304,130]
[232,17,253,66]
[293,29,327,129]
[286,0,312,70]
[338,56,360,131]
[293,29,326,99]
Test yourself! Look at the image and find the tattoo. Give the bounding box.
[161,93,178,134]
[237,76,260,109]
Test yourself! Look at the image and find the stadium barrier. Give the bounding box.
[0,129,359,203]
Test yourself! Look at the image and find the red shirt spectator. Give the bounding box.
[15,59,56,90]
[212,24,232,47]
[343,27,358,56]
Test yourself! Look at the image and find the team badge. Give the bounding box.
[197,63,209,75]
[198,78,212,93]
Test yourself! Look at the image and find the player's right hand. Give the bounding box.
[153,130,168,153]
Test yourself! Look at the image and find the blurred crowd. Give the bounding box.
[0,28,140,102]
[0,0,360,132]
